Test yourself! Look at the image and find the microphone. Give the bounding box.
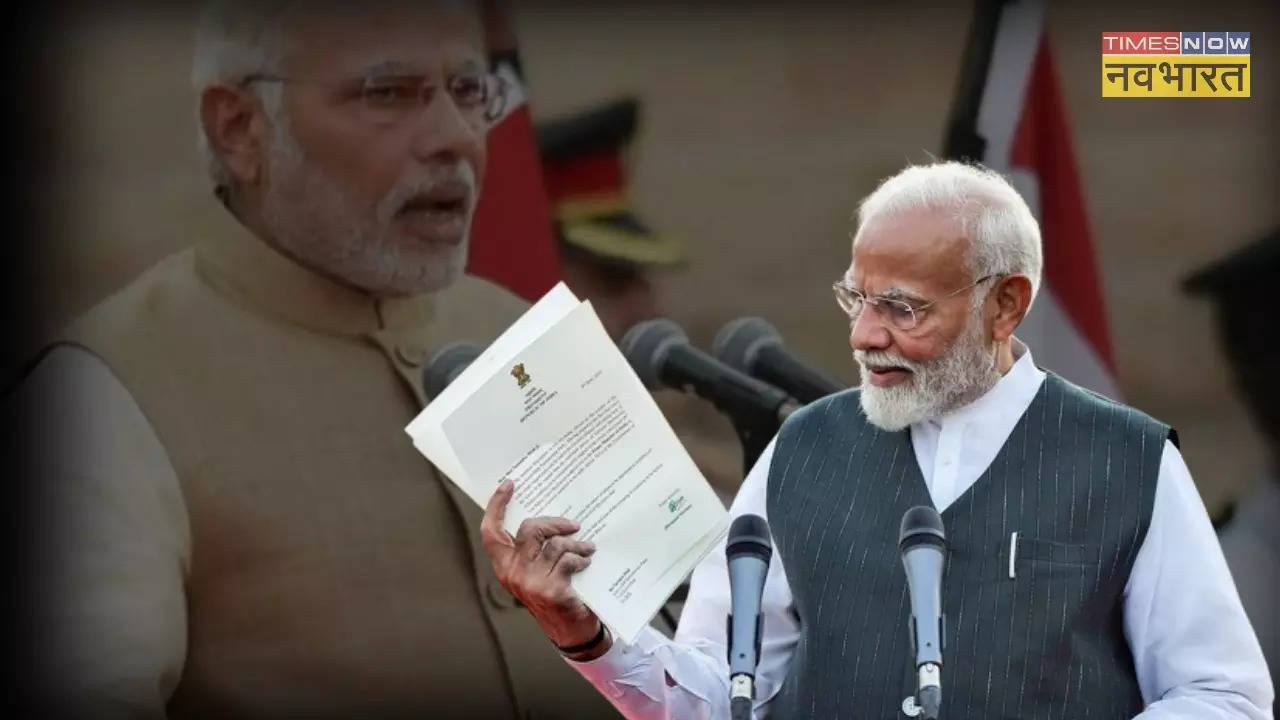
[726,514,772,720]
[621,319,801,470]
[423,342,482,401]
[622,319,800,423]
[713,317,845,404]
[899,506,947,720]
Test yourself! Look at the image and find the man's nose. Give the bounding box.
[848,306,892,353]
[409,92,487,168]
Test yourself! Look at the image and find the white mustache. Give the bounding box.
[378,161,478,221]
[854,349,922,373]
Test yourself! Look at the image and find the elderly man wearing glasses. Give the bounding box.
[13,1,618,717]
[481,161,1274,718]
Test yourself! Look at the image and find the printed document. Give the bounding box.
[406,283,728,643]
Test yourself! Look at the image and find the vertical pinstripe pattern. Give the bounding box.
[1056,383,1082,720]
[1014,381,1050,718]
[766,373,1169,719]
[830,439,899,712]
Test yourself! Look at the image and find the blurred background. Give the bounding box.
[13,0,1279,516]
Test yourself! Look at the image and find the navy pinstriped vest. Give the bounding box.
[766,372,1175,719]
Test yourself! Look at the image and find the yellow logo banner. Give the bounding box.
[1102,55,1250,98]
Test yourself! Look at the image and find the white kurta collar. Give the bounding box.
[911,338,1047,510]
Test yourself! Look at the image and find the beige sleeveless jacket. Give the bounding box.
[53,211,618,718]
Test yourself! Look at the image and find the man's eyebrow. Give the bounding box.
[838,273,926,303]
[876,286,926,304]
[358,57,486,78]
[359,60,423,77]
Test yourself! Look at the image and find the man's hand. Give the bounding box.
[480,479,611,659]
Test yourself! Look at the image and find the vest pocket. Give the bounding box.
[995,535,1103,707]
[1010,535,1096,579]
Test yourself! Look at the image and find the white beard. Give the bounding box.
[856,311,1002,431]
[260,119,476,297]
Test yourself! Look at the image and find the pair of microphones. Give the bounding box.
[621,316,844,422]
[424,315,843,407]
[726,507,946,720]
[621,316,844,470]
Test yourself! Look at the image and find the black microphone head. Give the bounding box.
[712,317,782,374]
[424,342,482,401]
[619,318,688,390]
[726,513,773,563]
[899,505,946,552]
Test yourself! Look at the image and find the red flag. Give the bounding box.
[947,0,1120,397]
[1010,38,1117,375]
[466,2,561,301]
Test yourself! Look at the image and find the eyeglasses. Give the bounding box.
[241,69,510,129]
[832,274,999,331]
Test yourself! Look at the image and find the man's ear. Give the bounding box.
[991,274,1034,343]
[199,84,268,188]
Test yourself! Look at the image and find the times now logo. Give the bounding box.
[1102,32,1251,54]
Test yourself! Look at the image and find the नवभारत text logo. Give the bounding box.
[1102,32,1250,98]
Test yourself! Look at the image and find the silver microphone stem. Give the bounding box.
[729,674,754,720]
[918,662,941,719]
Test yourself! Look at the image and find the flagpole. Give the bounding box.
[942,0,1009,162]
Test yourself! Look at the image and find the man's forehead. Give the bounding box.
[282,2,485,74]
[847,209,969,292]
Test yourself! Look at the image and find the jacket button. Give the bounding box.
[395,342,429,366]
[487,581,520,609]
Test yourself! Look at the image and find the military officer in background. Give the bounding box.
[1186,228,1280,697]
[537,97,743,502]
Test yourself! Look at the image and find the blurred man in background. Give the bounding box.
[1186,228,1280,696]
[11,2,617,717]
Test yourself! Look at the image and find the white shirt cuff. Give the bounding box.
[566,626,725,705]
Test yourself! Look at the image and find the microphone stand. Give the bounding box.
[900,663,941,718]
[731,397,799,472]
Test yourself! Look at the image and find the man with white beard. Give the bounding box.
[480,161,1275,718]
[11,2,619,717]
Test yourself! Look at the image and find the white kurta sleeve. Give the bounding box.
[13,345,191,718]
[1126,441,1274,718]
[567,437,801,718]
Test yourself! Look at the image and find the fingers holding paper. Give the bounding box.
[481,479,609,657]
[535,535,596,572]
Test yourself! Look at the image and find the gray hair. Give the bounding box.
[191,0,483,193]
[854,161,1044,304]
[191,1,296,191]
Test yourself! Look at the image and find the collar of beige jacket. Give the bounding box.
[194,211,436,356]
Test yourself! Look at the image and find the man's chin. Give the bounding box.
[859,382,930,432]
[398,244,471,296]
[330,244,466,299]
[374,264,466,297]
